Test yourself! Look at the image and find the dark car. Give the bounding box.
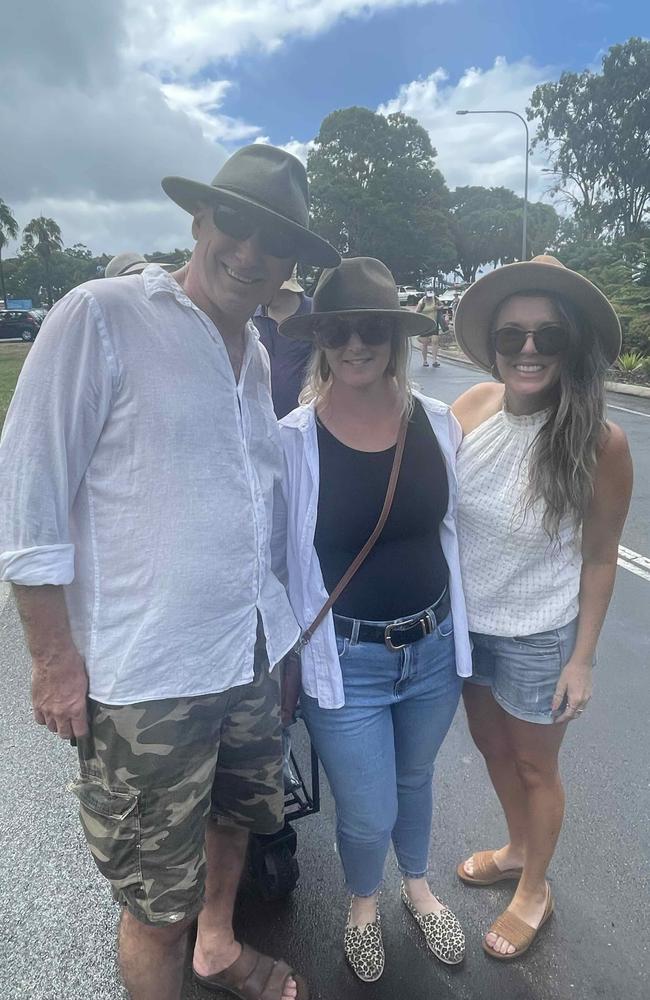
[0,309,43,342]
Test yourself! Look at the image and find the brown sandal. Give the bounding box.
[482,883,554,961]
[193,942,309,999]
[457,850,523,886]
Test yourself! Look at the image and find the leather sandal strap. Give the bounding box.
[473,851,501,881]
[260,959,293,1000]
[488,909,535,951]
[222,943,262,989]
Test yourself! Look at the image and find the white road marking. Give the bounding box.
[0,582,10,613]
[608,403,650,419]
[618,546,650,583]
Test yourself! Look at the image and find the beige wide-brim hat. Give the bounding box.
[105,252,175,278]
[162,144,340,268]
[281,266,304,294]
[279,257,435,341]
[454,254,622,370]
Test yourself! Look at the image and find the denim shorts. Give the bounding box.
[466,618,579,725]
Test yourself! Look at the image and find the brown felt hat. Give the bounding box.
[279,257,435,340]
[454,254,622,370]
[161,144,340,268]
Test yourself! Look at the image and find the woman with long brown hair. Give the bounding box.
[452,255,633,960]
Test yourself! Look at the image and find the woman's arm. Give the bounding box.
[552,422,633,723]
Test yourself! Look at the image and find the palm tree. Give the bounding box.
[22,216,63,306]
[0,199,19,307]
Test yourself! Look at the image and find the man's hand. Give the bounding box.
[32,645,89,740]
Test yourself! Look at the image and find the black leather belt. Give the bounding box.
[334,590,451,652]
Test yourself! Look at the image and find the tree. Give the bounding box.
[528,37,650,239]
[450,186,559,281]
[0,198,19,306]
[21,216,64,306]
[308,107,456,284]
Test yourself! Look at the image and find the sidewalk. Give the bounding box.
[437,343,650,399]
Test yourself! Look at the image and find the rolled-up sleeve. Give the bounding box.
[0,289,116,585]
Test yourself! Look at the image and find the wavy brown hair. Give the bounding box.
[489,292,609,539]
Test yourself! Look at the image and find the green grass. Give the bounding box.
[0,344,31,432]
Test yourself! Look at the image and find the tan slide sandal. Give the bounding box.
[482,883,554,961]
[457,850,523,886]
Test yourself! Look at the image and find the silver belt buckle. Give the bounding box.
[384,615,431,652]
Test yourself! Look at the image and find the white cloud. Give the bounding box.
[124,0,453,77]
[1,0,454,256]
[378,56,558,203]
[161,80,262,142]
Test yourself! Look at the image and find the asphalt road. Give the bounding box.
[1,356,648,1000]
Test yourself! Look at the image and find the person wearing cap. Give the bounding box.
[414,290,440,367]
[253,267,313,418]
[0,143,339,1000]
[104,251,176,277]
[451,255,632,961]
[276,257,472,982]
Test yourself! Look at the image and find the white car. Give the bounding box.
[397,285,420,306]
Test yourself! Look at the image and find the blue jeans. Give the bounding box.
[301,611,461,896]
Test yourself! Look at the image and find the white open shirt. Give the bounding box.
[277,392,473,709]
[0,266,299,704]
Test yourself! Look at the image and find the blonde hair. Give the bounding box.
[299,330,414,416]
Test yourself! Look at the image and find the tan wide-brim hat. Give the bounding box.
[279,257,435,340]
[105,252,175,277]
[454,254,622,370]
[281,266,304,294]
[162,144,340,268]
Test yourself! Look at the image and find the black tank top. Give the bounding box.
[314,398,449,620]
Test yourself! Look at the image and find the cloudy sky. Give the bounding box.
[1,0,644,256]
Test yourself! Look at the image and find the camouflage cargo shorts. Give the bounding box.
[69,633,283,926]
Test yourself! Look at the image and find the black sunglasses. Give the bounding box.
[212,203,296,259]
[314,316,395,350]
[491,324,567,357]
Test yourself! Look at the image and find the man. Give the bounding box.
[253,267,313,418]
[0,144,339,1000]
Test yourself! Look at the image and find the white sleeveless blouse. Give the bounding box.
[456,407,582,636]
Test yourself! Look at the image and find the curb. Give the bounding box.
[439,351,650,399]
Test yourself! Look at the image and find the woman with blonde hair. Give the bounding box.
[277,257,472,982]
[452,255,632,960]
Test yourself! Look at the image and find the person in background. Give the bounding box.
[452,255,632,961]
[278,257,472,983]
[0,143,340,1000]
[104,251,175,277]
[414,290,440,367]
[253,266,313,418]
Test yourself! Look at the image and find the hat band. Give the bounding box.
[216,183,308,228]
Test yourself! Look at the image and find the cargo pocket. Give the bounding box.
[69,777,142,891]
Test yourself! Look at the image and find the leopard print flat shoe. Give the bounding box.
[344,905,385,982]
[400,881,465,965]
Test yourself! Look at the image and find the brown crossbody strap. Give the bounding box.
[293,413,408,654]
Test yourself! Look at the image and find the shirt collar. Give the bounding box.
[141,264,260,342]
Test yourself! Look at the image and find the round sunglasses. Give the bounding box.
[491,324,567,357]
[212,203,296,259]
[314,316,395,350]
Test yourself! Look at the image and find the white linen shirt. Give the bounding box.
[0,266,299,704]
[277,391,472,709]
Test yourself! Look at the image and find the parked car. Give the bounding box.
[0,309,43,342]
[397,285,420,306]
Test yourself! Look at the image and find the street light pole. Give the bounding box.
[456,109,530,261]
